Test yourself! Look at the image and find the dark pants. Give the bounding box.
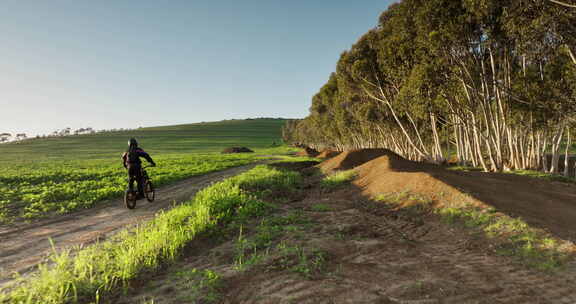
[128,165,144,195]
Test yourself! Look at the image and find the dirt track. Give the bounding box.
[322,149,576,243]
[0,163,260,289]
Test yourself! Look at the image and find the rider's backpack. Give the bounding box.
[127,149,140,164]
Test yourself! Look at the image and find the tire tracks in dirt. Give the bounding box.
[0,162,262,289]
[223,191,576,304]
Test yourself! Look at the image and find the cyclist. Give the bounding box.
[122,138,156,199]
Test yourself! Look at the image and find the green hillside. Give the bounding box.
[0,118,289,162]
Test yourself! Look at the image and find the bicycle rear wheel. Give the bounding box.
[144,180,155,202]
[125,190,137,209]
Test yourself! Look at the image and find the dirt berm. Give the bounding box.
[316,150,340,159]
[318,149,576,242]
[295,147,319,157]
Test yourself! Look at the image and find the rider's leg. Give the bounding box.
[135,168,144,197]
[128,167,137,191]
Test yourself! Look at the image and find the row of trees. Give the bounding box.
[0,133,27,143]
[0,127,136,144]
[0,128,97,143]
[284,0,576,175]
[48,127,96,137]
[45,127,137,137]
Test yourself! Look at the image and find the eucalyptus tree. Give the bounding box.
[549,0,576,9]
[284,0,576,174]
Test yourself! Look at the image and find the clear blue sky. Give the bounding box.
[1,1,395,136]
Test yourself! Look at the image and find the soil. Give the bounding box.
[0,163,261,289]
[316,150,341,159]
[269,161,320,171]
[295,147,320,157]
[112,160,576,304]
[317,149,405,173]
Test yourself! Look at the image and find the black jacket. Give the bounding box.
[122,148,155,168]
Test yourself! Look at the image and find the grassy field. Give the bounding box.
[0,118,289,162]
[0,118,297,222]
[0,154,258,223]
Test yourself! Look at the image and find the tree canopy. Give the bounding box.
[284,0,576,173]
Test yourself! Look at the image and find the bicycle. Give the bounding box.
[124,165,155,209]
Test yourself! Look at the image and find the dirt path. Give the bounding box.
[0,163,260,289]
[113,164,576,304]
[434,170,576,242]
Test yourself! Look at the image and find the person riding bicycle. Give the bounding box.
[122,138,156,199]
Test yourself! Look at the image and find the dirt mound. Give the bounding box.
[314,148,576,242]
[354,153,576,242]
[318,148,410,172]
[354,155,462,203]
[295,147,319,157]
[316,150,340,159]
[221,147,254,154]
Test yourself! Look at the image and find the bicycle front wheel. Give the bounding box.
[144,180,155,202]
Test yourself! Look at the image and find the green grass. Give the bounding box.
[437,205,573,270]
[230,210,325,279]
[310,203,331,212]
[447,166,483,172]
[0,153,259,223]
[320,170,357,189]
[169,268,222,303]
[271,155,320,162]
[0,165,301,304]
[509,169,576,183]
[276,242,327,279]
[376,191,574,271]
[449,166,576,184]
[232,211,309,271]
[0,118,289,163]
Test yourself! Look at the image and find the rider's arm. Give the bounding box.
[139,150,156,166]
[121,152,128,168]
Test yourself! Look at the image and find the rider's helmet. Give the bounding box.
[128,138,138,148]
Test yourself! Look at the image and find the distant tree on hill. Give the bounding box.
[72,128,94,135]
[0,133,11,143]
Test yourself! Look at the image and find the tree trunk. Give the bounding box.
[550,127,565,174]
[564,127,571,177]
